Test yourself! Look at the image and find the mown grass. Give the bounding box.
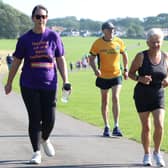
[1,37,168,152]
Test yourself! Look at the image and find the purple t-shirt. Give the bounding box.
[13,28,64,90]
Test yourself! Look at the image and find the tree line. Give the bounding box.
[1,1,168,39]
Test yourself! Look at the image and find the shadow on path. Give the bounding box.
[0,161,143,168]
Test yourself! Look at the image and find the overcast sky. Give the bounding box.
[3,0,168,21]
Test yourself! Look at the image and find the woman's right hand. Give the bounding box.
[139,75,152,85]
[4,83,12,95]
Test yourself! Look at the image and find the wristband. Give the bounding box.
[63,83,71,91]
[124,68,128,72]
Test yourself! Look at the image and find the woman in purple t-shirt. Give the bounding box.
[4,5,70,164]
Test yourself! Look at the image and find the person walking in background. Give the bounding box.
[128,28,168,167]
[69,61,73,71]
[0,57,1,67]
[89,21,128,137]
[4,5,70,164]
[6,54,13,71]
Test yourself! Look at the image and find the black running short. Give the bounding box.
[96,76,122,89]
[134,83,164,112]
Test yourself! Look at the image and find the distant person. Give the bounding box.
[4,4,70,164]
[128,28,168,167]
[81,56,88,68]
[75,60,81,70]
[69,62,73,71]
[6,54,13,71]
[89,21,128,137]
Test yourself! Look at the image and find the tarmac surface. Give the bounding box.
[0,73,168,168]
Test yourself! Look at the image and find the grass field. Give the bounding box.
[1,37,168,152]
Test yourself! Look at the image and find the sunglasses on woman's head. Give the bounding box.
[35,15,47,20]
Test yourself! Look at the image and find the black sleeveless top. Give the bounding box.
[138,50,167,87]
[134,50,167,112]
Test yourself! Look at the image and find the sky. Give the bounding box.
[3,0,168,21]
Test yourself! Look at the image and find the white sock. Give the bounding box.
[114,123,119,128]
[105,124,110,128]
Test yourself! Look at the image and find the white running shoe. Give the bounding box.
[30,151,41,164]
[42,139,55,156]
[153,152,165,167]
[143,154,152,166]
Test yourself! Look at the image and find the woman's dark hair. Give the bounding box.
[31,5,48,18]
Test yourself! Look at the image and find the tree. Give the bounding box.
[126,24,144,39]
[1,1,168,39]
[0,1,32,38]
[79,19,102,31]
[47,16,80,30]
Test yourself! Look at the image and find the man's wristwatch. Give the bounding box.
[124,68,128,72]
[135,75,139,81]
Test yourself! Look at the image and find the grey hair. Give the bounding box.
[146,28,164,41]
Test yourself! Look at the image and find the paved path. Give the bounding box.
[0,73,168,168]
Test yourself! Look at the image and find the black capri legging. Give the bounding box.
[20,86,56,152]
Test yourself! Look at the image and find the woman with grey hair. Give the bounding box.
[128,28,168,167]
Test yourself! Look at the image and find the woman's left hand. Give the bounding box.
[162,77,168,87]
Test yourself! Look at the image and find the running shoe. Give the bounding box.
[112,126,123,136]
[143,154,152,166]
[41,139,55,157]
[103,126,110,137]
[153,151,165,167]
[30,151,41,164]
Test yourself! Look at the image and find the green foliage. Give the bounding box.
[0,1,32,39]
[1,37,168,152]
[47,16,80,30]
[144,14,168,30]
[1,1,168,39]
